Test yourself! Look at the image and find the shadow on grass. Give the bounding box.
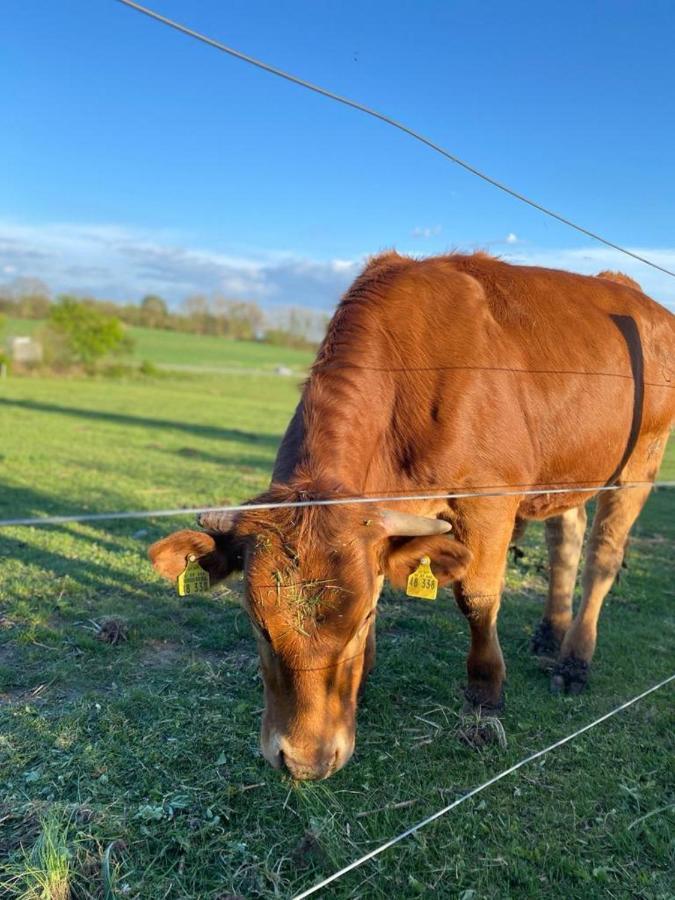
[170,446,274,471]
[0,483,171,599]
[0,397,282,448]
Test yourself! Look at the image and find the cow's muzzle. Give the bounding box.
[262,730,355,781]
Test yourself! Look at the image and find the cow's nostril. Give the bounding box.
[281,751,325,781]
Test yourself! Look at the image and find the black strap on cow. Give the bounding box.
[605,314,645,486]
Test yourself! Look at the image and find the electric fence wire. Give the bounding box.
[0,480,673,528]
[114,0,675,279]
[292,672,675,898]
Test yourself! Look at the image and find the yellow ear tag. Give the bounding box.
[177,555,210,597]
[406,556,438,601]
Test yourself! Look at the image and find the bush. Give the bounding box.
[43,296,133,368]
[0,317,9,374]
[139,359,160,376]
[263,328,318,351]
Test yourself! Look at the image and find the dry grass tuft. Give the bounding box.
[94,617,129,645]
[456,713,508,750]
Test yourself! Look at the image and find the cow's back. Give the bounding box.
[439,254,674,433]
[306,253,674,505]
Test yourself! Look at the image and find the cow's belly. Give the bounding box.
[516,490,601,520]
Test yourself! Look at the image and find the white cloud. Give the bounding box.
[411,225,442,239]
[0,218,672,313]
[0,220,362,310]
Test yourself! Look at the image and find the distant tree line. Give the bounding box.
[0,277,329,350]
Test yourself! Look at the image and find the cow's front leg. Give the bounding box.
[452,499,519,713]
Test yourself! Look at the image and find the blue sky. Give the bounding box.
[2,0,674,309]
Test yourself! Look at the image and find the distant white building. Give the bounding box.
[9,336,43,364]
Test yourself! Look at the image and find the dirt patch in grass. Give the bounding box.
[291,829,325,869]
[139,639,187,667]
[220,647,259,673]
[138,640,257,671]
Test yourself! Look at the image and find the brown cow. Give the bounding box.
[150,253,674,780]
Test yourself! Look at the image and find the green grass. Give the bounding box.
[1,812,73,900]
[3,317,314,373]
[0,370,673,899]
[128,325,313,372]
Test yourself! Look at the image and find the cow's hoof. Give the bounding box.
[550,656,589,695]
[456,712,507,750]
[531,619,562,659]
[463,684,505,716]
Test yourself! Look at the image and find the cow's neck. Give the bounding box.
[271,288,443,497]
[272,370,409,496]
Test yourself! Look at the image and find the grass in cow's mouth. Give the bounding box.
[1,372,673,898]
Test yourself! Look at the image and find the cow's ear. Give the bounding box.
[384,534,471,590]
[148,529,243,584]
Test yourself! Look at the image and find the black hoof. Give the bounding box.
[550,656,589,695]
[531,619,562,658]
[463,684,505,716]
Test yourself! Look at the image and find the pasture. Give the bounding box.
[3,317,315,374]
[0,365,673,898]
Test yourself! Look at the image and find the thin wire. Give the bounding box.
[292,672,675,899]
[115,0,675,280]
[1,479,673,529]
[314,362,674,390]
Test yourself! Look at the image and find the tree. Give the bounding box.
[44,296,133,366]
[0,276,51,318]
[0,314,7,372]
[182,294,210,334]
[263,305,328,349]
[140,294,168,328]
[218,298,264,340]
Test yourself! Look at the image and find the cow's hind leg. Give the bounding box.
[552,485,651,694]
[532,505,587,660]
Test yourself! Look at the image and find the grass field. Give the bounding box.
[0,366,673,899]
[3,317,314,373]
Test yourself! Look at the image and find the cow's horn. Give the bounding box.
[197,510,236,532]
[379,509,452,537]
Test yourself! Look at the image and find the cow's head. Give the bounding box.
[149,489,471,780]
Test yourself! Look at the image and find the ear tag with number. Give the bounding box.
[406,556,438,601]
[177,554,210,597]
